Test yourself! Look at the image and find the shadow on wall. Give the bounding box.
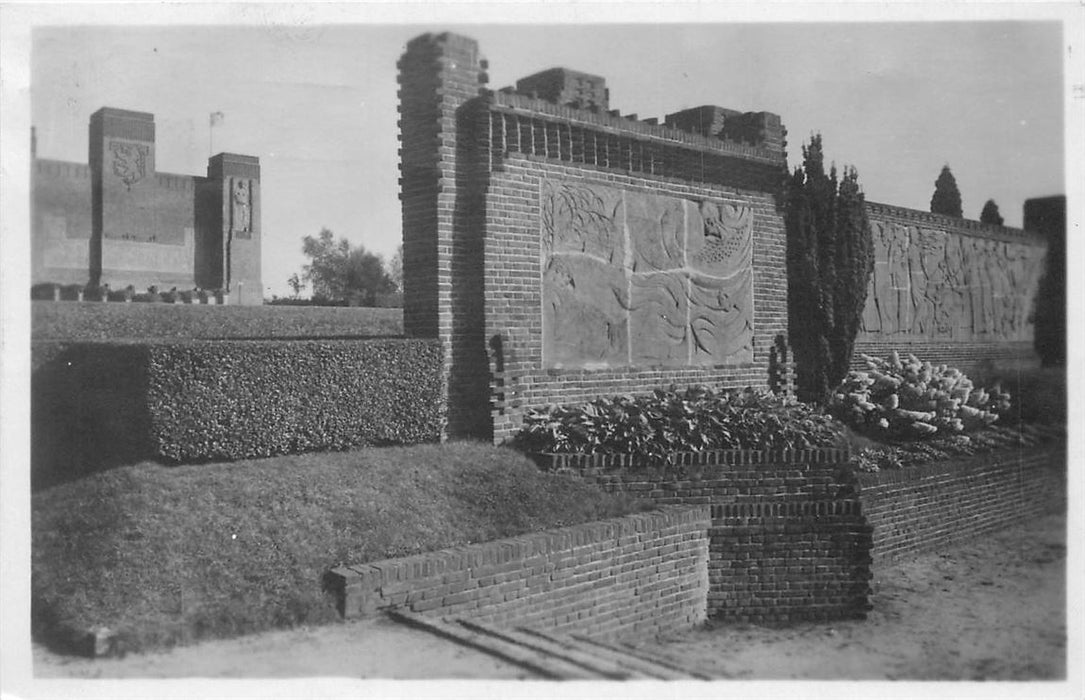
[32,344,155,491]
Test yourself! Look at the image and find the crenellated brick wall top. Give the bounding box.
[865,200,1045,244]
[489,90,786,166]
[35,159,91,179]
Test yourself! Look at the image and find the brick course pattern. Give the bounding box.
[398,32,1058,445]
[854,444,1065,568]
[551,448,874,623]
[543,443,1063,623]
[325,505,710,639]
[397,32,790,443]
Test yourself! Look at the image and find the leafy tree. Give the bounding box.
[979,199,1004,226]
[785,134,875,404]
[300,228,395,306]
[930,164,963,217]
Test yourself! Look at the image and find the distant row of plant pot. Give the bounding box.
[31,283,231,304]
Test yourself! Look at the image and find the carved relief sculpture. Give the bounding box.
[542,179,754,369]
[109,141,148,189]
[859,218,1045,343]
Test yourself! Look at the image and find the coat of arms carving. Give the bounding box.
[109,141,148,188]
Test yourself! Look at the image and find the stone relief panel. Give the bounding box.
[860,218,1045,342]
[541,179,754,369]
[108,141,148,188]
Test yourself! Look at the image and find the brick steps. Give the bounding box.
[388,610,709,680]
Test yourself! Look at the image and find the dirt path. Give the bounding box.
[643,512,1068,680]
[30,513,1067,682]
[32,615,532,680]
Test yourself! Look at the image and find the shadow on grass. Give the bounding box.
[32,343,156,491]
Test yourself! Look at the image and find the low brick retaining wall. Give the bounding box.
[545,449,874,623]
[325,444,1063,636]
[855,444,1065,568]
[325,505,710,639]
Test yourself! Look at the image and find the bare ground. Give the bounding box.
[32,513,1066,681]
[641,511,1068,681]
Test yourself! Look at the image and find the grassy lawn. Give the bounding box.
[32,302,403,341]
[32,442,652,655]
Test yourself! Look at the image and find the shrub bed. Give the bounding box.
[32,338,444,484]
[32,442,651,655]
[846,423,1064,473]
[513,387,844,464]
[830,351,1011,440]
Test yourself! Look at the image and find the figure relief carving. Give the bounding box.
[860,217,1045,342]
[231,179,253,235]
[542,178,754,369]
[109,141,148,189]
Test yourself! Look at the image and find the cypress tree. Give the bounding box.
[979,199,1004,225]
[785,135,875,404]
[930,164,963,217]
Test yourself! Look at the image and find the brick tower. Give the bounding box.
[397,32,491,437]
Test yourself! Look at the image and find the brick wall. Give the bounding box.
[485,157,788,441]
[857,201,1047,372]
[855,444,1065,568]
[32,109,262,301]
[551,449,873,623]
[852,339,1039,377]
[397,32,491,437]
[32,159,93,285]
[326,505,710,639]
[398,32,789,443]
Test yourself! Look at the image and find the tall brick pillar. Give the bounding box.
[89,108,157,285]
[201,153,262,305]
[397,32,491,438]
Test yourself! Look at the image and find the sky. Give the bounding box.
[22,14,1069,299]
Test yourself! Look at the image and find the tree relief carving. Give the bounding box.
[541,179,754,369]
[859,217,1045,342]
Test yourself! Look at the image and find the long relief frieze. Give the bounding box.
[541,179,754,369]
[860,219,1045,342]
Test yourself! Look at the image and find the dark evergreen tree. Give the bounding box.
[979,199,1004,225]
[785,135,875,404]
[930,164,963,217]
[1028,198,1066,367]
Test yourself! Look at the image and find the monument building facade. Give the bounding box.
[32,107,262,304]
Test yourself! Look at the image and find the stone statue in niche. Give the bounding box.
[541,178,754,369]
[109,141,148,189]
[232,179,252,235]
[860,219,1045,342]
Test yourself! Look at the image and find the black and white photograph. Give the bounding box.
[1,2,1081,698]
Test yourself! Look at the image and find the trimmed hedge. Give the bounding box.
[31,338,444,485]
[148,339,444,461]
[32,301,404,341]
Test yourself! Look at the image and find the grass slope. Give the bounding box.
[32,442,650,654]
[32,302,403,341]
